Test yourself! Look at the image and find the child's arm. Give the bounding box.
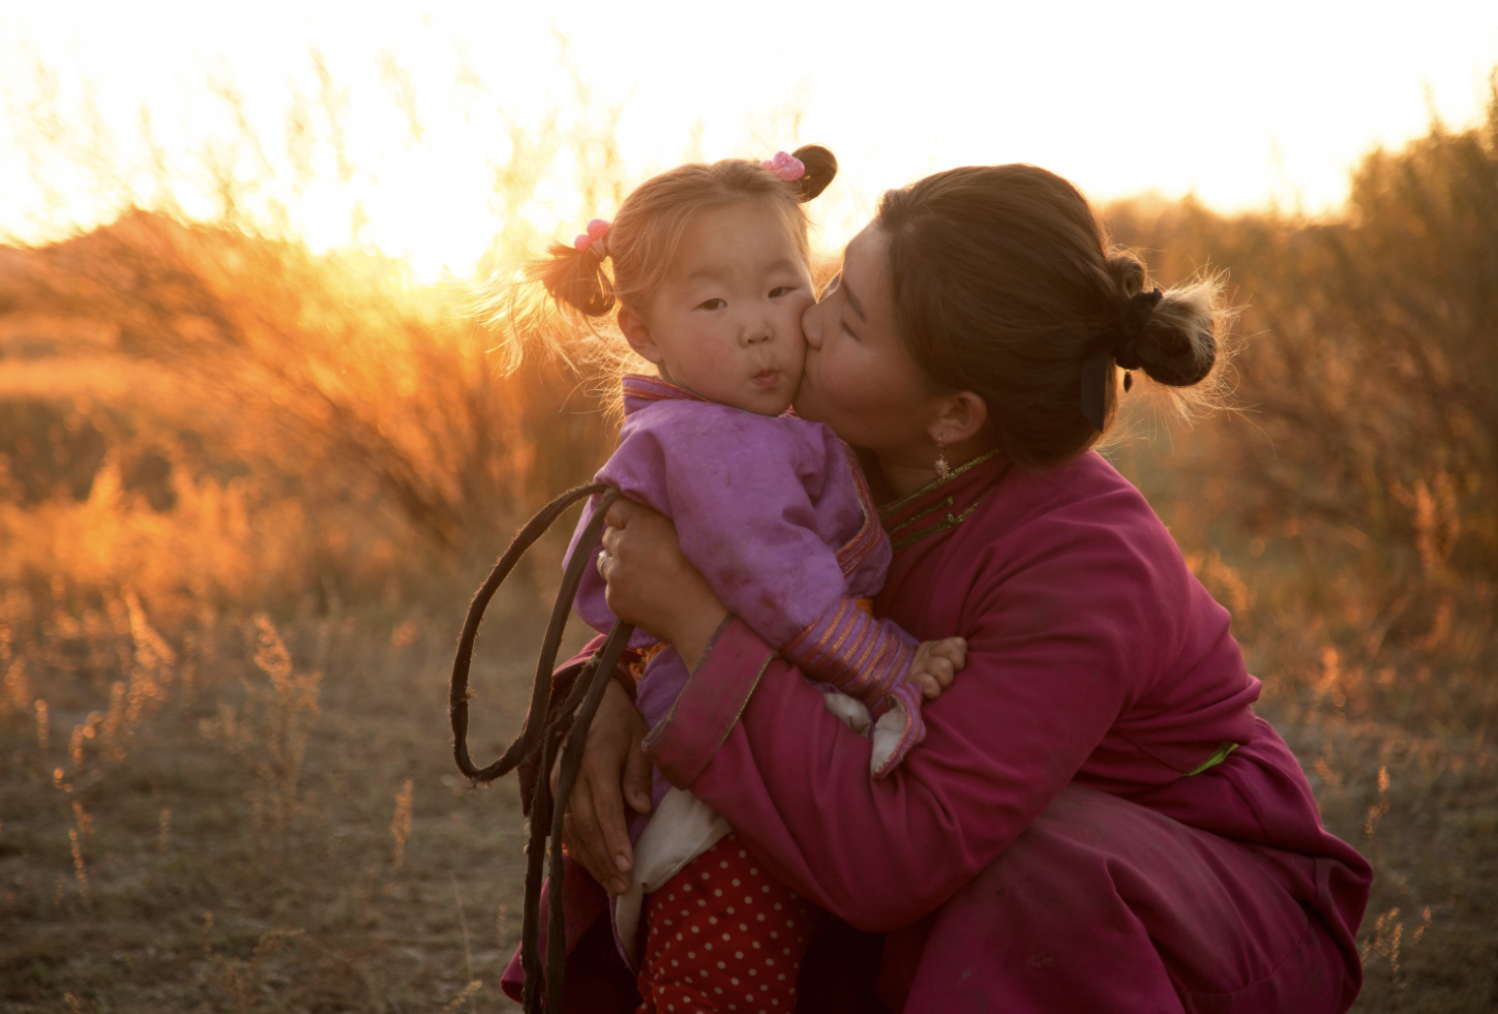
[788,617,967,704]
[781,603,968,776]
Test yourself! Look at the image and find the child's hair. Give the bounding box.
[489,144,837,378]
[875,164,1233,468]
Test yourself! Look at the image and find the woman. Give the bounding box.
[505,164,1371,1012]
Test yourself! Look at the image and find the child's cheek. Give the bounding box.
[784,294,815,343]
[693,340,740,380]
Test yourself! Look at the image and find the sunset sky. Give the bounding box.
[2,1,1495,280]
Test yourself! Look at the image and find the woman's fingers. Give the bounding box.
[551,746,619,890]
[595,500,729,665]
[600,518,622,557]
[623,734,654,815]
[581,757,634,884]
[602,496,636,531]
[555,678,647,895]
[553,751,619,891]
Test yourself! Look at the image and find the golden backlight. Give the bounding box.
[2,6,1496,1008]
[1,1,1495,280]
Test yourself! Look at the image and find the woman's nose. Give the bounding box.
[802,301,824,350]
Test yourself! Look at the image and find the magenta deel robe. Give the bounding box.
[505,437,1372,1012]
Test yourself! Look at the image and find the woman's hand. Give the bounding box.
[597,498,730,671]
[552,677,653,896]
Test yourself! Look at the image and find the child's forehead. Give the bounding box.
[668,202,807,276]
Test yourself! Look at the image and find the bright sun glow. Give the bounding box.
[2,1,1496,282]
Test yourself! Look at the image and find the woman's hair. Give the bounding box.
[489,145,837,377]
[876,164,1231,468]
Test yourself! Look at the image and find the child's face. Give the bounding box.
[622,201,814,416]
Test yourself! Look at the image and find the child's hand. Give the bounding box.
[909,636,967,700]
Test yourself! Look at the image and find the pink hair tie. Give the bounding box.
[761,151,805,182]
[573,218,611,259]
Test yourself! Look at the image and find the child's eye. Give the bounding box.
[697,298,726,311]
[768,286,797,299]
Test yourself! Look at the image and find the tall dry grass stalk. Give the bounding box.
[390,776,414,874]
[202,615,322,840]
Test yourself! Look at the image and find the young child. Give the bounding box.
[504,145,966,1014]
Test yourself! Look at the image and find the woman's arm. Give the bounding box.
[551,500,728,896]
[600,497,1175,932]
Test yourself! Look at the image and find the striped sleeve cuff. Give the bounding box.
[783,597,917,706]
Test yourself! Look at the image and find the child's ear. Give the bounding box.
[618,305,664,365]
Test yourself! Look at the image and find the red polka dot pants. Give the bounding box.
[635,833,815,1014]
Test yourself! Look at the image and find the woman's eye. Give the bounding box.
[697,298,726,311]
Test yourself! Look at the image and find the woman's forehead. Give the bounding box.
[841,225,892,311]
[844,223,886,270]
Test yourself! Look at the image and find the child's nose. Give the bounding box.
[740,312,774,345]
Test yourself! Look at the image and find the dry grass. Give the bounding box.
[0,583,582,1012]
[1,58,1495,1012]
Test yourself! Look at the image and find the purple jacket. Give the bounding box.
[566,375,920,760]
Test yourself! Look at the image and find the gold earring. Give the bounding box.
[935,436,950,479]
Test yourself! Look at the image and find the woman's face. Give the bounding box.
[796,223,946,468]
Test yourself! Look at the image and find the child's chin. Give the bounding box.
[739,396,792,418]
[723,384,792,417]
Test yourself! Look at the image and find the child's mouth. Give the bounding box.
[752,370,780,388]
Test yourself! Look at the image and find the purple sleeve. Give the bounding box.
[783,596,918,703]
[583,406,860,648]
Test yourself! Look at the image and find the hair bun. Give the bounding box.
[1105,252,1145,296]
[1103,251,1214,389]
[791,144,837,202]
[1135,286,1218,388]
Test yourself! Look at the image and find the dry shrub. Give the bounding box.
[1108,81,1498,738]
[1101,84,1498,1010]
[0,52,626,632]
